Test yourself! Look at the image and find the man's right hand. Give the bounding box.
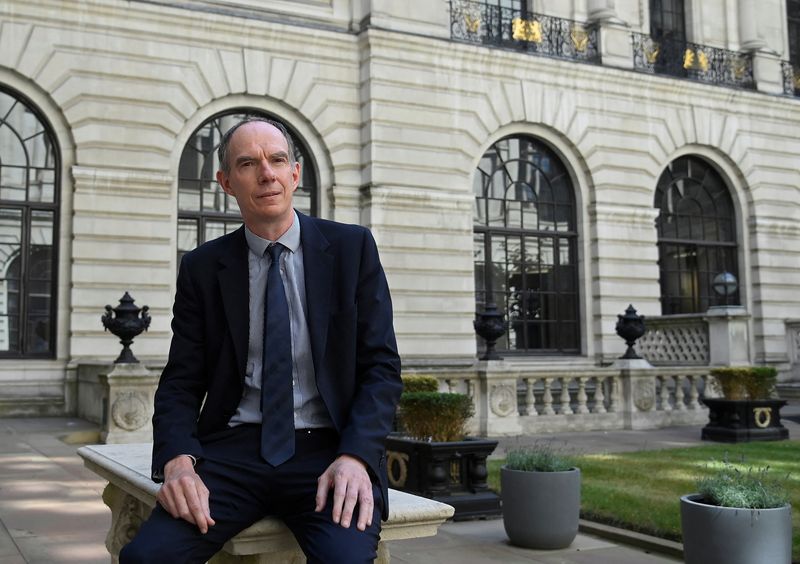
[156,455,215,534]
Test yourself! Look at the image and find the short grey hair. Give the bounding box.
[217,117,297,175]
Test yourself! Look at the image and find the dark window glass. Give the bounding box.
[654,156,739,314]
[0,87,59,357]
[177,110,318,264]
[474,136,579,354]
[650,0,685,41]
[789,0,800,64]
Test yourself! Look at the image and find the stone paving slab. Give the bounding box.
[386,519,681,563]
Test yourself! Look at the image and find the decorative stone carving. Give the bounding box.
[489,383,516,417]
[112,391,149,431]
[632,378,655,411]
[386,451,409,488]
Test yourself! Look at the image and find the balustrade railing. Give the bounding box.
[783,61,800,97]
[638,314,709,366]
[631,32,754,90]
[450,0,599,64]
[437,365,710,435]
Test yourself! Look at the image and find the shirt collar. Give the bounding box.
[244,210,301,256]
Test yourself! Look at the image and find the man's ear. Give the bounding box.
[217,170,233,195]
[292,161,301,191]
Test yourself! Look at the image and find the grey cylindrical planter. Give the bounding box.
[681,494,792,564]
[501,466,580,549]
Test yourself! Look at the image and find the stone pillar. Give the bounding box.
[101,363,158,444]
[588,0,633,70]
[738,0,785,94]
[614,358,658,429]
[475,360,523,436]
[705,306,751,366]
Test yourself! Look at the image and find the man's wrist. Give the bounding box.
[164,454,198,478]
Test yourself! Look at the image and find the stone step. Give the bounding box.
[0,397,65,417]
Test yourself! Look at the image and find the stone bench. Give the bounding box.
[78,443,454,563]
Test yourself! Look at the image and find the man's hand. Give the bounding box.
[156,455,215,534]
[315,454,373,531]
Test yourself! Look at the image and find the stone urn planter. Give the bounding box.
[385,435,500,520]
[702,366,788,442]
[701,398,789,442]
[681,494,792,564]
[500,448,580,549]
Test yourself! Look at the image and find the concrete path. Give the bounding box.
[0,402,796,563]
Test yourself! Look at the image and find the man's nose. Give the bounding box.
[258,159,276,181]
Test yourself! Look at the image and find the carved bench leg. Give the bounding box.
[102,484,147,563]
[376,541,390,563]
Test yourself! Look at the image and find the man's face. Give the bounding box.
[216,122,300,233]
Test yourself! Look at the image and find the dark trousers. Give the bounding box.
[120,425,382,564]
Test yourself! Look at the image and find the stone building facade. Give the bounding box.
[0,0,798,416]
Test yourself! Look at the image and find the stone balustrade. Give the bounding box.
[437,363,710,436]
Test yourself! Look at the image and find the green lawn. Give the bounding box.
[488,441,800,561]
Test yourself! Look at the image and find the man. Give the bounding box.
[120,118,402,563]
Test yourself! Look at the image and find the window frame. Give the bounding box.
[473,134,580,356]
[654,155,740,315]
[0,85,60,359]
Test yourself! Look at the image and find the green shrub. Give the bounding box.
[398,391,474,442]
[697,462,789,509]
[709,366,777,400]
[745,366,778,400]
[401,375,439,393]
[505,444,575,472]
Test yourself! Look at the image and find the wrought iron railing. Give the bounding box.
[632,32,754,89]
[782,61,800,97]
[450,0,599,64]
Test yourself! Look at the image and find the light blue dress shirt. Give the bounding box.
[229,211,332,429]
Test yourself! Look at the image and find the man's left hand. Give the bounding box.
[315,454,373,531]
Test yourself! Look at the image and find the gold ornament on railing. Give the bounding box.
[683,48,694,69]
[684,48,709,71]
[512,17,542,43]
[732,57,747,79]
[696,50,709,71]
[645,42,660,63]
[794,70,800,89]
[570,26,588,52]
[464,13,480,33]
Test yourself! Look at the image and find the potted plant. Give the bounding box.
[681,461,792,564]
[702,366,789,442]
[386,375,500,520]
[501,445,580,549]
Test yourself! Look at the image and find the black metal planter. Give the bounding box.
[700,398,789,442]
[385,435,501,520]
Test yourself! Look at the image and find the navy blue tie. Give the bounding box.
[260,243,295,466]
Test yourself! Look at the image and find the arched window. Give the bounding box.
[473,135,579,354]
[177,110,318,263]
[654,156,739,314]
[0,86,59,357]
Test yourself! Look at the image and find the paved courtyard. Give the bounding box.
[0,404,796,563]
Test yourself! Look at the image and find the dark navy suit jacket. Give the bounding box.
[151,211,402,519]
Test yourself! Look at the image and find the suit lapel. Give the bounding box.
[299,212,333,376]
[217,227,250,381]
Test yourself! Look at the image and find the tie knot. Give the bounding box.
[267,243,284,263]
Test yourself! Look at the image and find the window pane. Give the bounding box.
[655,156,739,314]
[0,166,26,201]
[177,219,198,255]
[473,134,579,354]
[0,89,59,357]
[0,208,23,352]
